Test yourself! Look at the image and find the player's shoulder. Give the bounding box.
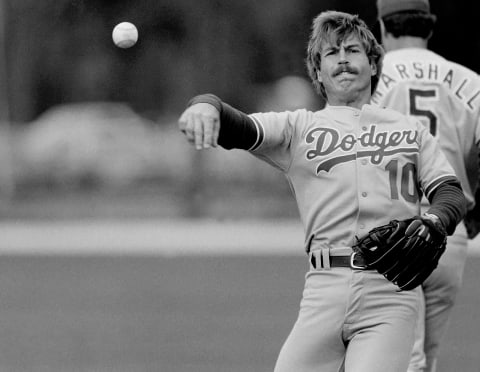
[289,107,326,122]
[382,49,479,78]
[382,48,443,66]
[249,108,315,128]
[250,107,311,118]
[445,59,480,81]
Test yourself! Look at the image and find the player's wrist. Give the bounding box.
[423,212,440,223]
[422,213,446,236]
[188,94,222,113]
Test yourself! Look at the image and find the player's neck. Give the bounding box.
[327,93,371,109]
[384,36,428,52]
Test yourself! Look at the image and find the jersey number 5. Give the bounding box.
[409,88,439,136]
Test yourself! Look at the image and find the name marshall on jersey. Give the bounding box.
[372,61,480,111]
[306,125,418,173]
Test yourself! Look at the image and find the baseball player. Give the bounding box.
[178,11,466,372]
[372,1,480,370]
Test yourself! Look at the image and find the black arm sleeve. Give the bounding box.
[426,178,467,235]
[188,94,259,150]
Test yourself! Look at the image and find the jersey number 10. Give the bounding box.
[409,88,439,136]
[386,159,419,203]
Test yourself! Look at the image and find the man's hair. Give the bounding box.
[305,11,384,98]
[382,10,436,38]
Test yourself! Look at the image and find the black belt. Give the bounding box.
[309,248,371,270]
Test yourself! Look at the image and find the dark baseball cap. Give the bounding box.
[377,0,431,18]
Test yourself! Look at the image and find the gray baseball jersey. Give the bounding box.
[248,103,457,251]
[372,48,480,210]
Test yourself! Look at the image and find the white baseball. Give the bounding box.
[112,22,138,48]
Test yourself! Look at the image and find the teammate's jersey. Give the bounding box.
[248,104,457,251]
[372,48,480,210]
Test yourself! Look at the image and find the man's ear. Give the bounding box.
[371,62,377,76]
[316,69,323,83]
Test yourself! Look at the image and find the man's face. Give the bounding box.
[317,33,376,104]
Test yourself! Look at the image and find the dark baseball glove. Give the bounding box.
[352,214,447,291]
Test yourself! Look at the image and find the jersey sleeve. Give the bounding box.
[416,118,458,198]
[248,110,307,172]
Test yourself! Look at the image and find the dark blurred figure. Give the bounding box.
[373,0,480,371]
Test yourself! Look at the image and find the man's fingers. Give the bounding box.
[178,103,220,149]
[212,117,220,147]
[183,115,195,144]
[178,111,193,144]
[193,114,204,150]
[203,116,219,148]
[178,112,188,133]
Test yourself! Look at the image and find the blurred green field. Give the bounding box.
[0,255,478,372]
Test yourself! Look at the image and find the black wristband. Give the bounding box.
[188,94,222,113]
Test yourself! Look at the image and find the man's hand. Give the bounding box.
[178,103,220,150]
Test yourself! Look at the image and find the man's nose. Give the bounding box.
[338,49,348,63]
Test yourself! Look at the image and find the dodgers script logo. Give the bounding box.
[306,125,418,173]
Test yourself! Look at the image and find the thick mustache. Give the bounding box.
[333,66,358,76]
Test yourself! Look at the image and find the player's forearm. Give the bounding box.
[188,94,258,150]
[426,179,467,235]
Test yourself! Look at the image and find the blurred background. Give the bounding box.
[0,1,479,372]
[0,0,478,220]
